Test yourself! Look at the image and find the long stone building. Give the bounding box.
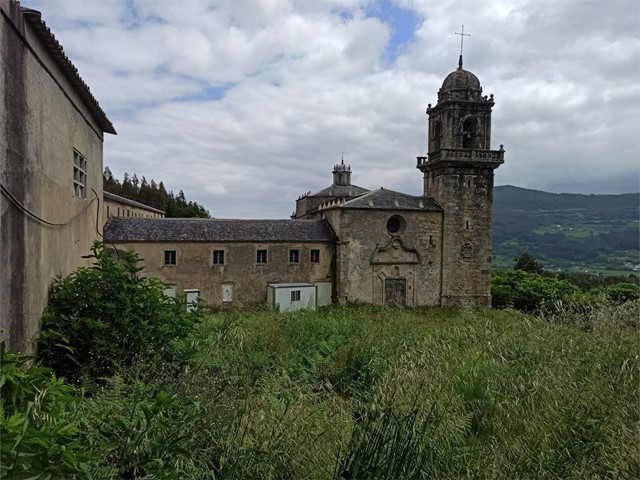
[105,55,505,309]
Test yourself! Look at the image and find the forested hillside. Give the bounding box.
[493,186,639,274]
[104,167,210,218]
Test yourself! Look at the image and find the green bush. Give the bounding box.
[38,242,200,384]
[0,343,91,479]
[589,282,640,304]
[492,270,580,312]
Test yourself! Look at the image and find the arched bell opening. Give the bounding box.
[462,117,477,149]
[433,121,442,151]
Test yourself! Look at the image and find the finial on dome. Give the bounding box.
[455,25,470,70]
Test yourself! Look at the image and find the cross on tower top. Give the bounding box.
[455,25,470,69]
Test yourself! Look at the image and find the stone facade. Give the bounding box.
[104,218,334,308]
[0,1,115,352]
[418,58,504,306]
[318,192,443,306]
[105,57,504,310]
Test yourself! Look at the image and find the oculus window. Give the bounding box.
[386,215,406,235]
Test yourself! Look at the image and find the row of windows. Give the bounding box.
[106,205,162,218]
[163,248,321,266]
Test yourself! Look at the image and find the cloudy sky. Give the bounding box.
[27,0,640,218]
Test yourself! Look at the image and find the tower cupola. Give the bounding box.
[438,67,482,102]
[333,159,351,186]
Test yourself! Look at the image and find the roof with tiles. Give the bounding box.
[320,188,442,211]
[311,184,370,197]
[18,3,116,134]
[104,218,336,243]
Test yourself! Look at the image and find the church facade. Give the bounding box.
[105,58,504,309]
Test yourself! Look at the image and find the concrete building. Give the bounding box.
[104,191,165,219]
[1,1,116,351]
[105,56,504,309]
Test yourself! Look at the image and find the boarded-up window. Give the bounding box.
[222,283,233,302]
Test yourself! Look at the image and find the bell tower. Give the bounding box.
[417,55,504,306]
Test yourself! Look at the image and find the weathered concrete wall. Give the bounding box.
[0,1,104,352]
[325,208,443,306]
[113,241,334,307]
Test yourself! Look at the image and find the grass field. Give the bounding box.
[86,303,638,479]
[9,303,637,479]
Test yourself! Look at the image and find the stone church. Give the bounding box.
[105,56,505,309]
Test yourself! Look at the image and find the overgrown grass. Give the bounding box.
[129,304,640,478]
[5,304,638,478]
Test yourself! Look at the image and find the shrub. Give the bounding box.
[589,282,640,304]
[0,343,91,479]
[38,242,200,384]
[492,270,580,312]
[79,375,202,479]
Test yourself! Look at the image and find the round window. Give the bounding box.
[386,215,405,235]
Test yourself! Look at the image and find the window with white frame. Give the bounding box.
[212,249,225,265]
[291,290,301,302]
[310,249,320,263]
[73,150,87,198]
[289,249,299,263]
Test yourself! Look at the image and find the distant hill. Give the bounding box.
[493,186,640,274]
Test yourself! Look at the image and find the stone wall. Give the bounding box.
[114,241,334,307]
[426,167,495,306]
[325,208,443,306]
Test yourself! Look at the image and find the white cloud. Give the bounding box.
[25,0,640,217]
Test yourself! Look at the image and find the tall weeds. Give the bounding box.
[11,303,638,478]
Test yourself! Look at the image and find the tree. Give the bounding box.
[103,167,121,195]
[102,169,211,218]
[514,252,544,274]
